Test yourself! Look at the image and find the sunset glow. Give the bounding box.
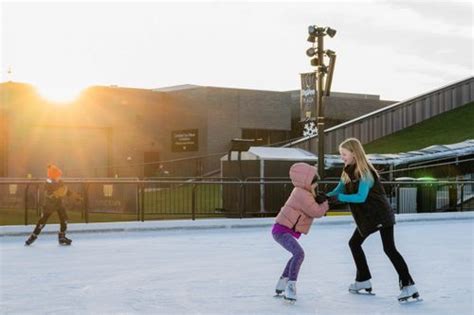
[36,84,83,104]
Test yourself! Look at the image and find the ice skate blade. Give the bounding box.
[283,296,296,304]
[399,297,423,303]
[273,294,284,298]
[399,293,422,303]
[349,288,375,295]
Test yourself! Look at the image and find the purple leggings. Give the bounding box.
[273,232,305,281]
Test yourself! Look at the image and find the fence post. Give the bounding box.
[395,184,400,214]
[240,183,245,219]
[84,184,89,223]
[136,183,141,222]
[35,184,40,217]
[191,184,197,221]
[141,183,145,222]
[460,183,464,212]
[24,184,30,225]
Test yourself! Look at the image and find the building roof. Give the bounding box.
[325,139,474,168]
[221,147,317,161]
[152,84,201,92]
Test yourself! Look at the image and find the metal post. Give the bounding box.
[240,183,245,219]
[84,184,89,223]
[136,183,141,221]
[24,184,30,225]
[306,25,336,178]
[191,184,197,221]
[141,183,145,222]
[317,35,326,178]
[396,184,400,214]
[35,184,40,217]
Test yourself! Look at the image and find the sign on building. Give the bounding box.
[172,129,199,152]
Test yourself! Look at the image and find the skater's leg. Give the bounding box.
[281,257,293,278]
[57,207,72,245]
[273,233,293,278]
[379,226,414,287]
[348,228,371,281]
[273,233,305,281]
[32,210,53,235]
[25,210,53,245]
[57,207,68,233]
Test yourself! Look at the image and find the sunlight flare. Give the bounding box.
[36,83,84,104]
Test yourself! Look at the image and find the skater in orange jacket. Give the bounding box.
[25,164,82,246]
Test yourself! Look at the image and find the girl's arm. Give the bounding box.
[337,176,374,203]
[300,192,329,218]
[326,180,344,197]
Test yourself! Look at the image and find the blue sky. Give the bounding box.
[1,0,472,101]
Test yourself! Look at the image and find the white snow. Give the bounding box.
[1,215,473,315]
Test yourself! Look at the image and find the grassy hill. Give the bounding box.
[364,102,474,154]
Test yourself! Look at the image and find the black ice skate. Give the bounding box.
[58,232,72,246]
[25,234,38,246]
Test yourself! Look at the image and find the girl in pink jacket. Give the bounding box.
[272,162,329,302]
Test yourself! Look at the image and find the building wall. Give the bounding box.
[160,87,291,173]
[0,83,292,178]
[0,80,399,178]
[288,89,396,127]
[0,115,7,177]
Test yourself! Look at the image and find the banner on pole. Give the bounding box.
[300,72,316,121]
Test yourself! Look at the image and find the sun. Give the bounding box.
[36,84,84,104]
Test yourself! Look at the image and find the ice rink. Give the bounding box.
[1,216,473,315]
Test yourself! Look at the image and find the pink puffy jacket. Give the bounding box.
[275,163,329,234]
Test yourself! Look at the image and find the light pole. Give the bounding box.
[306,25,336,178]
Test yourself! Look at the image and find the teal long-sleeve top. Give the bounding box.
[327,175,374,203]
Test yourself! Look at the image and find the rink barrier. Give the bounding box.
[0,178,472,227]
[1,211,473,237]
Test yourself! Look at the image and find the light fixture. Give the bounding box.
[307,25,318,43]
[306,47,317,57]
[325,49,336,56]
[325,27,337,38]
[310,58,319,66]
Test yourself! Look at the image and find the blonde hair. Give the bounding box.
[339,138,378,184]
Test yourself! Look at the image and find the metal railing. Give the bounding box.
[0,178,472,225]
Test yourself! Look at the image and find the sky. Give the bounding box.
[0,0,472,102]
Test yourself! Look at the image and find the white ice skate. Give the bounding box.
[284,280,297,303]
[398,285,422,303]
[274,276,288,297]
[348,280,374,295]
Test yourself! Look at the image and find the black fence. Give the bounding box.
[0,178,473,225]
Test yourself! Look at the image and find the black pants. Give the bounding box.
[348,226,414,288]
[33,207,68,235]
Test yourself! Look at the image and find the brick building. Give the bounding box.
[0,81,394,178]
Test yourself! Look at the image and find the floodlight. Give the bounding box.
[325,27,337,38]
